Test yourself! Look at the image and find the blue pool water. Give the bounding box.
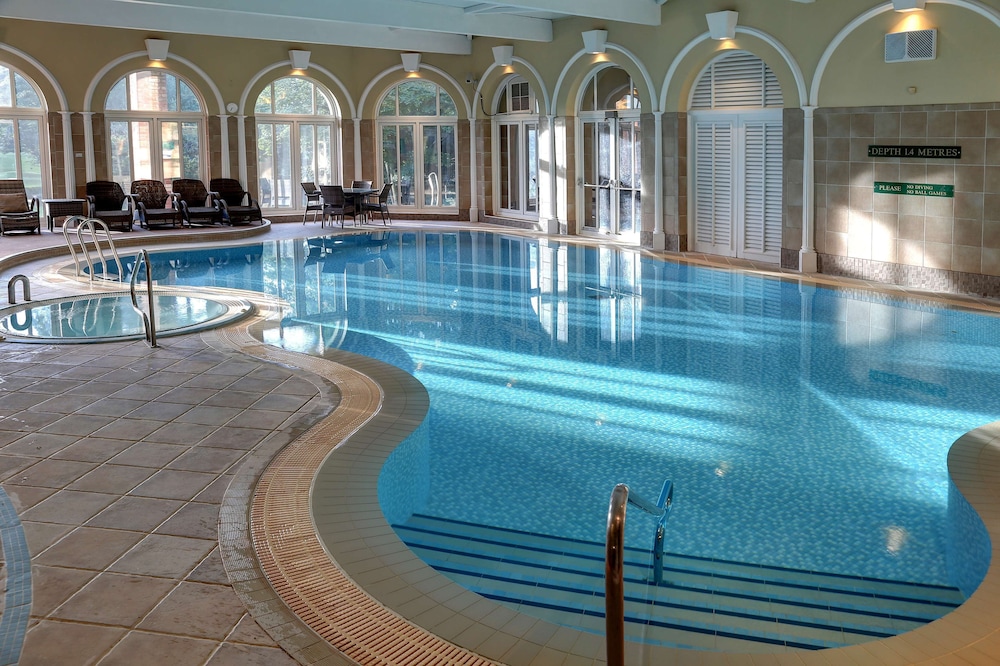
[132,233,994,594]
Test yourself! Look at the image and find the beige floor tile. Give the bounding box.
[52,572,177,625]
[109,441,188,468]
[137,581,250,639]
[87,495,184,531]
[29,565,98,617]
[109,533,216,578]
[68,463,156,494]
[18,621,126,666]
[155,501,221,540]
[97,631,217,666]
[34,526,146,570]
[131,469,216,500]
[20,488,119,524]
[165,446,247,474]
[207,643,301,666]
[50,436,136,463]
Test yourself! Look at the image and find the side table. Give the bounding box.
[42,198,88,232]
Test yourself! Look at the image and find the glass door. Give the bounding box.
[109,118,202,191]
[582,115,641,237]
[498,120,538,217]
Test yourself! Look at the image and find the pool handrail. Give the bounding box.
[128,248,157,347]
[62,215,124,282]
[605,479,673,666]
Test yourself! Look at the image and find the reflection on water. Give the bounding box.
[156,231,999,586]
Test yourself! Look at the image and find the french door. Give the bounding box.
[380,122,457,209]
[256,120,336,209]
[691,111,782,263]
[497,119,538,218]
[581,114,641,238]
[108,118,202,191]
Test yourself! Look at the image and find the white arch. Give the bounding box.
[0,43,68,111]
[810,0,1000,106]
[359,65,472,120]
[83,52,224,114]
[661,28,807,112]
[475,57,551,117]
[239,61,355,118]
[553,43,658,115]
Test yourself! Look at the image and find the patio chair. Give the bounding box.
[362,183,393,226]
[85,180,133,232]
[301,181,322,224]
[171,178,223,226]
[210,178,263,225]
[131,179,181,229]
[319,184,356,228]
[0,179,40,235]
[351,180,372,189]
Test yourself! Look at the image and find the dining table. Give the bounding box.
[343,187,378,224]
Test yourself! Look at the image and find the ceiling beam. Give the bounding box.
[117,0,553,40]
[480,0,662,25]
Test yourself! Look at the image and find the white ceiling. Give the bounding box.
[4,0,669,55]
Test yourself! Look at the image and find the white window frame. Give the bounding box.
[0,63,49,199]
[492,76,539,220]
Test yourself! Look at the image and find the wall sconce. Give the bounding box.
[706,11,739,40]
[892,0,926,10]
[289,49,311,70]
[401,53,421,73]
[581,29,608,54]
[492,45,514,67]
[145,38,169,62]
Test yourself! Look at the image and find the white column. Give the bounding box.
[237,115,248,186]
[59,111,75,197]
[468,117,479,222]
[218,114,231,178]
[652,110,665,250]
[547,114,560,234]
[799,105,818,273]
[81,111,95,184]
[353,116,362,183]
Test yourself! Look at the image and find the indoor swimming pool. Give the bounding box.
[124,231,996,649]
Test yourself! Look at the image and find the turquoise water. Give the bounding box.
[135,232,996,588]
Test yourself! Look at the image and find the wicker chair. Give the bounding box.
[301,182,322,224]
[209,178,263,225]
[171,179,223,226]
[131,180,180,229]
[0,179,40,235]
[85,180,134,232]
[319,184,356,228]
[362,183,393,226]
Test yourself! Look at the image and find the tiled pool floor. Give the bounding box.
[0,220,999,665]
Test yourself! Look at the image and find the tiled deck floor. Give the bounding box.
[0,220,999,665]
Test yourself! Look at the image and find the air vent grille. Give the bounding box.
[885,29,937,62]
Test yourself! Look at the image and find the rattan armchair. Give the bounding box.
[85,180,134,232]
[0,179,40,235]
[131,180,181,229]
[172,179,223,226]
[210,178,263,225]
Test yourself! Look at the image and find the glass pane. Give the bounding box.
[255,84,273,114]
[526,124,538,213]
[274,123,292,207]
[317,125,332,185]
[18,119,41,198]
[0,67,10,107]
[316,89,333,116]
[497,88,508,114]
[499,125,511,209]
[400,125,415,205]
[160,121,181,186]
[378,89,396,116]
[300,124,316,202]
[381,125,399,201]
[398,81,437,116]
[423,125,439,206]
[441,125,456,207]
[166,73,178,112]
[179,81,200,112]
[181,121,200,179]
[257,123,274,208]
[439,89,457,116]
[132,120,152,180]
[106,79,127,111]
[0,119,16,178]
[274,77,314,114]
[109,120,132,189]
[14,74,41,108]
[129,71,171,111]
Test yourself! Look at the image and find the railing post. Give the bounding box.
[7,275,30,304]
[605,483,628,666]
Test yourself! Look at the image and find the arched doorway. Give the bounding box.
[689,51,784,263]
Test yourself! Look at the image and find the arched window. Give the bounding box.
[579,67,641,238]
[255,77,341,210]
[494,76,538,219]
[377,80,457,209]
[104,70,205,191]
[0,63,46,199]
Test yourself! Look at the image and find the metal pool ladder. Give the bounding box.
[62,215,124,282]
[129,249,157,348]
[605,478,673,666]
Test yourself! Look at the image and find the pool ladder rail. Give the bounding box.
[605,479,673,666]
[129,249,157,348]
[62,215,124,282]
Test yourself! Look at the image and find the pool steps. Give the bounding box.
[393,514,965,651]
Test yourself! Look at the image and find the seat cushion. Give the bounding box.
[0,194,28,213]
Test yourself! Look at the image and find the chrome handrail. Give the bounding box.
[7,274,30,304]
[129,249,157,347]
[62,216,124,281]
[605,479,673,666]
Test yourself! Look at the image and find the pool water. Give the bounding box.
[123,233,996,641]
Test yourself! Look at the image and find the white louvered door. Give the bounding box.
[689,50,784,263]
